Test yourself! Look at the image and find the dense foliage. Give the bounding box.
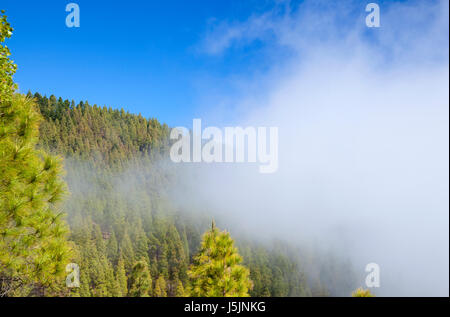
[0,10,17,102]
[188,222,252,297]
[32,92,170,168]
[0,12,71,296]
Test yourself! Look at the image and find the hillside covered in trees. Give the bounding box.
[24,92,357,297]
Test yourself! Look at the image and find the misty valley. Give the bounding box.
[25,93,358,297]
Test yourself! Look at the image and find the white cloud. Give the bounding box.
[183,0,449,296]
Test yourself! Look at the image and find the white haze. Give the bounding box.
[170,0,449,296]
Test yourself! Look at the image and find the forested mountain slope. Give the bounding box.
[30,92,356,297]
[32,92,170,167]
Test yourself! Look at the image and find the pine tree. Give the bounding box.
[187,221,252,297]
[153,275,167,297]
[0,10,16,102]
[128,260,152,297]
[166,224,187,282]
[133,221,149,264]
[106,262,121,297]
[115,253,128,297]
[106,230,118,263]
[270,267,288,297]
[119,231,135,273]
[175,279,186,297]
[86,240,108,297]
[352,288,374,297]
[157,242,169,279]
[0,13,71,296]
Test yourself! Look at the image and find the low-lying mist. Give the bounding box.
[170,0,449,296]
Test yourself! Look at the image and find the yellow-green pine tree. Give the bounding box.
[153,275,167,297]
[115,253,128,297]
[0,11,71,296]
[188,221,252,297]
[352,288,375,297]
[128,260,152,297]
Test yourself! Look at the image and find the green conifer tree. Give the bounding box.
[115,253,128,297]
[106,262,121,297]
[153,275,167,297]
[128,260,152,297]
[106,231,118,263]
[119,231,135,273]
[0,10,16,102]
[133,221,149,264]
[175,279,185,297]
[187,221,252,297]
[0,12,71,296]
[352,288,375,297]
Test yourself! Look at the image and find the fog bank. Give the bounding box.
[171,0,449,296]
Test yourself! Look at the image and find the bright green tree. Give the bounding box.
[153,275,167,297]
[0,10,16,103]
[187,221,252,297]
[352,288,375,297]
[128,260,152,297]
[115,253,128,297]
[132,221,149,264]
[175,279,186,297]
[106,263,121,297]
[0,12,71,296]
[106,231,118,263]
[119,232,135,273]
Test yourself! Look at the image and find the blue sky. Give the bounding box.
[1,0,447,126]
[1,0,281,126]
